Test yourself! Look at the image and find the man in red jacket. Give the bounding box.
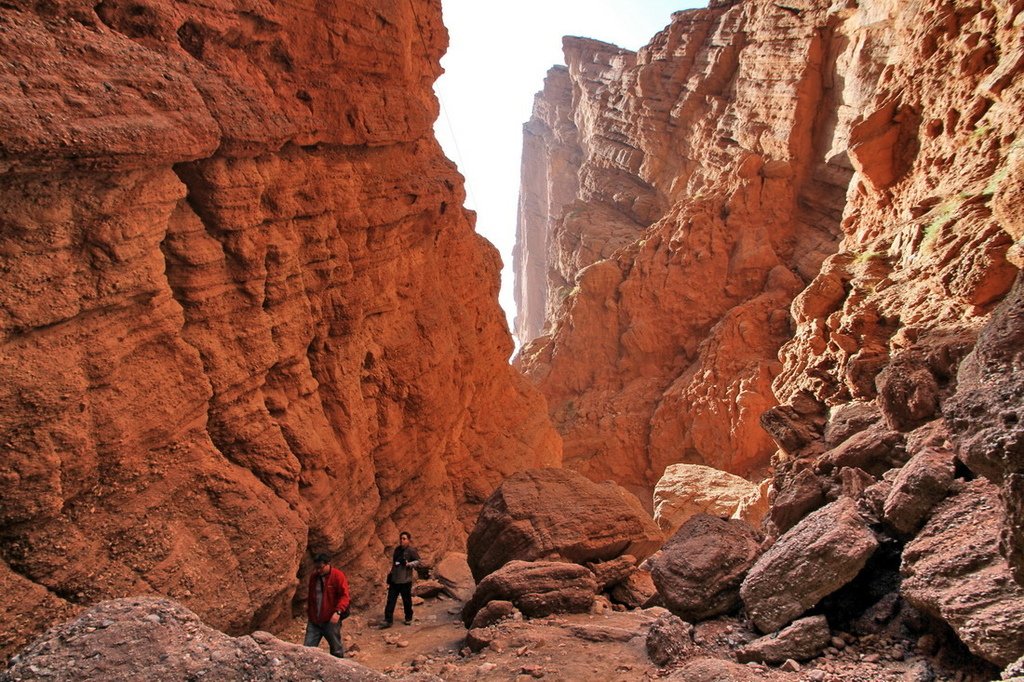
[304,553,351,658]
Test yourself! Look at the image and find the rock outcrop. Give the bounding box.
[514,0,1022,667]
[465,468,662,581]
[0,0,560,659]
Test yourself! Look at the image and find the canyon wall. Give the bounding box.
[0,0,560,659]
[515,0,1022,507]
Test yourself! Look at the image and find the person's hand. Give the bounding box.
[330,612,340,624]
[408,560,419,567]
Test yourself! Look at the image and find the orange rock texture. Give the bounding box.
[514,0,1022,504]
[0,0,559,659]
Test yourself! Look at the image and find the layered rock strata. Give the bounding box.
[514,0,1023,511]
[515,1,861,498]
[0,0,559,659]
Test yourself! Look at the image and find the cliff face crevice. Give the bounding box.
[0,0,560,659]
[514,0,1022,510]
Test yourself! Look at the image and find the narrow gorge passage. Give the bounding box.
[2,0,1023,681]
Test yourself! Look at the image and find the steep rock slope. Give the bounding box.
[0,0,560,659]
[515,0,1022,504]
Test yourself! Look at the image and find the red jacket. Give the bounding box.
[306,566,351,624]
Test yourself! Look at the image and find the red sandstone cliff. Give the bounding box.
[515,0,1022,506]
[0,0,560,659]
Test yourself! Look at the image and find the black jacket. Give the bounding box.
[388,545,420,584]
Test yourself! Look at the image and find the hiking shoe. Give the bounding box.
[379,622,392,629]
[404,619,413,625]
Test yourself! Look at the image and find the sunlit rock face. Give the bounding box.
[514,0,1021,504]
[0,0,560,659]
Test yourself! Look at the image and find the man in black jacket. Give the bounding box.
[380,531,420,628]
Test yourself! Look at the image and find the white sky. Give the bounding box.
[434,0,707,331]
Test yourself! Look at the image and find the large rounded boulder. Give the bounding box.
[650,514,762,621]
[466,469,663,581]
[460,560,597,627]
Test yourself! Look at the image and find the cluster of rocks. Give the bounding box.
[459,468,664,649]
[750,276,1024,677]
[459,338,1024,681]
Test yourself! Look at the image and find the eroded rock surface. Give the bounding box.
[653,464,764,536]
[651,515,761,622]
[741,498,878,633]
[944,273,1024,583]
[0,0,560,659]
[514,0,1023,531]
[901,479,1024,668]
[0,598,388,682]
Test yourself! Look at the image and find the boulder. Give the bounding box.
[1004,654,1024,681]
[829,466,876,501]
[465,628,496,653]
[733,479,771,528]
[461,561,597,627]
[904,419,951,458]
[665,657,764,681]
[943,273,1024,584]
[769,468,826,533]
[412,580,445,599]
[741,497,878,633]
[901,479,1024,667]
[609,568,659,609]
[469,600,516,630]
[651,515,761,621]
[736,615,831,663]
[645,613,695,666]
[1,597,386,681]
[876,351,940,431]
[466,469,663,581]
[824,402,882,447]
[585,555,636,591]
[434,553,475,601]
[653,464,761,536]
[816,423,905,477]
[882,448,955,535]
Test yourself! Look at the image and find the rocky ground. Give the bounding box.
[5,594,1005,682]
[287,594,999,682]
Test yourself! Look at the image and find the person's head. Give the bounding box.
[399,531,411,547]
[313,553,331,575]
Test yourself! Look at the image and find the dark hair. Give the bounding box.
[313,553,330,564]
[399,531,411,540]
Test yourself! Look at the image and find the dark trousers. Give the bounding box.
[384,581,413,623]
[304,619,344,657]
